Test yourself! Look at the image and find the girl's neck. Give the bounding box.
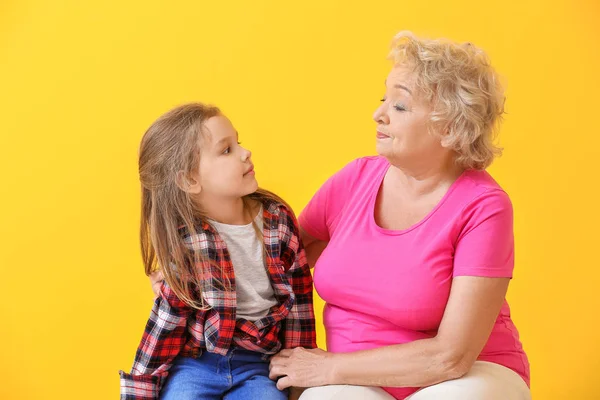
[200,196,259,225]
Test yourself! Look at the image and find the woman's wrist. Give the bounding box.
[324,352,344,385]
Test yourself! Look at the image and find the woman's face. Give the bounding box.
[373,66,450,169]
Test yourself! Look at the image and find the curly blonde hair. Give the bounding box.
[389,31,506,170]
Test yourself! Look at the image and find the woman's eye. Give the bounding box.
[394,104,407,112]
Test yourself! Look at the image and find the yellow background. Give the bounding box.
[1,1,599,399]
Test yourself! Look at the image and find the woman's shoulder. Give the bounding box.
[349,155,388,169]
[455,169,512,213]
[462,169,504,190]
[333,155,389,182]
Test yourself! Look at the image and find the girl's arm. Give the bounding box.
[120,282,192,399]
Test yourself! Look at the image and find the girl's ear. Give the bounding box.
[176,171,202,194]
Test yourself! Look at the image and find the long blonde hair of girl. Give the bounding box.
[138,103,289,310]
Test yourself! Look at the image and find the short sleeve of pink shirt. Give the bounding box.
[453,189,514,278]
[298,156,529,400]
[299,159,361,242]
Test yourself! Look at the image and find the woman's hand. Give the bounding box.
[269,348,335,390]
[149,270,164,299]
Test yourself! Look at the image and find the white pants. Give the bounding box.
[298,361,531,400]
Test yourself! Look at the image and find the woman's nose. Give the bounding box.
[373,103,389,125]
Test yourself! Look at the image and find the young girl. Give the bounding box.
[119,103,316,400]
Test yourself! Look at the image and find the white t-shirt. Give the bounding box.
[209,208,277,321]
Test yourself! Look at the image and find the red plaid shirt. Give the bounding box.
[119,200,316,399]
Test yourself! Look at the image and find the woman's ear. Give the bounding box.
[176,171,202,194]
[440,120,451,137]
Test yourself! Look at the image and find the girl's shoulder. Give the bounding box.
[263,198,295,222]
[250,191,295,219]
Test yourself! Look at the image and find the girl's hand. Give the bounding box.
[149,270,164,299]
[269,348,335,390]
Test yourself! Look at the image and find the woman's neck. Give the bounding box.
[387,157,465,199]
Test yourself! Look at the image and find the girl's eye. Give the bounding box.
[237,141,242,145]
[223,147,231,154]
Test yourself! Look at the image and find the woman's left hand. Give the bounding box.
[269,347,335,390]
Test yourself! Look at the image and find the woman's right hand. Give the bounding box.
[149,270,164,299]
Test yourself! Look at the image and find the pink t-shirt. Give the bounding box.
[299,156,530,400]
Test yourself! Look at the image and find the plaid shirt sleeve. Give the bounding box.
[119,282,192,399]
[279,206,317,349]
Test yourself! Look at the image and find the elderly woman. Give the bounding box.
[268,32,530,400]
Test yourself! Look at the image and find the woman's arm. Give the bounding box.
[270,275,509,389]
[300,227,328,269]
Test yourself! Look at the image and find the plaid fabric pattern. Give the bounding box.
[119,200,316,399]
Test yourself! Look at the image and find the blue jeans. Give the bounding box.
[160,348,288,400]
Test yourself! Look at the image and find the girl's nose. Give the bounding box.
[241,148,251,162]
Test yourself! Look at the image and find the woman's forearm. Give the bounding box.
[330,337,470,388]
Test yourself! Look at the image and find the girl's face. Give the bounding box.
[193,115,258,201]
